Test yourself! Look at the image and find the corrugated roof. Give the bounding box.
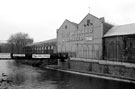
[27,38,57,46]
[38,38,57,44]
[104,23,135,37]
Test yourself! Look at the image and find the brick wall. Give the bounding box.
[64,60,135,80]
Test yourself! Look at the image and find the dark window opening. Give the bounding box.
[87,19,90,26]
[65,25,67,29]
[87,19,93,26]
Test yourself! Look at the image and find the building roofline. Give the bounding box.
[78,13,100,24]
[57,19,78,32]
[26,38,57,47]
[104,23,135,37]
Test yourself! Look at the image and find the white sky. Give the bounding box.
[0,0,135,42]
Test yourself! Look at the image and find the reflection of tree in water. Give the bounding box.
[5,61,25,86]
[9,68,26,86]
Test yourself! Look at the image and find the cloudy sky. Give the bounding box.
[0,0,135,42]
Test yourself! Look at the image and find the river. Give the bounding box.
[0,60,134,89]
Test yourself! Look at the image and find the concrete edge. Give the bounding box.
[45,66,135,84]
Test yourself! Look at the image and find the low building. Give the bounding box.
[104,23,135,63]
[24,38,57,54]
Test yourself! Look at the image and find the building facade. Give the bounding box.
[57,13,112,60]
[104,23,135,63]
[56,13,135,81]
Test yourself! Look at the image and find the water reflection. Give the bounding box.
[0,60,135,89]
[40,69,135,89]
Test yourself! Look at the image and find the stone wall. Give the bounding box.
[59,60,135,80]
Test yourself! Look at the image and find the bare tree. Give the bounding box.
[8,32,33,53]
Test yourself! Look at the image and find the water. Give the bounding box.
[0,60,135,89]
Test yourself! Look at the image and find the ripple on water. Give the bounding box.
[4,62,58,89]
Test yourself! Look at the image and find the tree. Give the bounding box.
[8,32,33,53]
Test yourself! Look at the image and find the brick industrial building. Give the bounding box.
[57,13,112,61]
[57,13,135,81]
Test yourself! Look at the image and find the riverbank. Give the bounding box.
[15,60,135,84]
[45,65,135,84]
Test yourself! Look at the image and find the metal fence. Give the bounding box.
[61,43,102,60]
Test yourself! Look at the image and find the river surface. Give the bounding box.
[0,60,135,89]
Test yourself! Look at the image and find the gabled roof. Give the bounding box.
[57,19,78,32]
[67,19,78,27]
[57,13,113,32]
[104,23,135,37]
[79,13,100,24]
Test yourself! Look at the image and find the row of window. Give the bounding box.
[24,45,55,53]
[32,45,54,51]
[32,50,53,54]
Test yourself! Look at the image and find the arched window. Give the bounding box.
[61,44,66,53]
[71,44,77,57]
[51,46,53,49]
[48,46,50,50]
[44,47,46,50]
[77,44,83,58]
[83,44,88,59]
[88,45,92,59]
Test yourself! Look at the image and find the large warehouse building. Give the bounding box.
[57,13,112,60]
[57,13,135,81]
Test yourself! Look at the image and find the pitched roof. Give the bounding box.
[104,23,135,37]
[67,19,78,27]
[57,19,78,32]
[79,13,100,24]
[27,38,57,46]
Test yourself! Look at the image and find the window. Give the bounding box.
[48,46,50,50]
[87,19,90,26]
[87,19,93,26]
[44,47,46,50]
[51,46,53,49]
[65,25,67,29]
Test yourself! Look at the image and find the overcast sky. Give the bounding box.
[0,0,135,42]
